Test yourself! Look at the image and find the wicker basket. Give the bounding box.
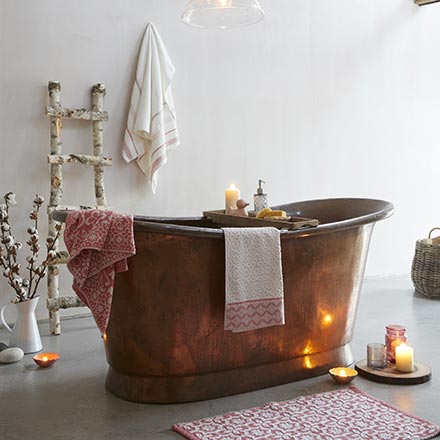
[411,228,440,297]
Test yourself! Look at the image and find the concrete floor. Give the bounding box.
[1,275,439,440]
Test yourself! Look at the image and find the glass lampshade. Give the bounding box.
[182,0,265,29]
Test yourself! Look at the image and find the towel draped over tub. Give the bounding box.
[223,227,285,333]
[64,210,136,334]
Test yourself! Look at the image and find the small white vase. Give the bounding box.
[0,296,43,354]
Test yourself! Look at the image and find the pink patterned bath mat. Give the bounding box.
[172,387,440,440]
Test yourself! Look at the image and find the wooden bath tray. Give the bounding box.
[355,360,431,385]
[202,210,319,230]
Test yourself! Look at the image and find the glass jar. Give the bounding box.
[385,324,407,363]
[367,343,387,369]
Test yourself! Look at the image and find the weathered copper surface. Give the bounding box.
[105,198,393,403]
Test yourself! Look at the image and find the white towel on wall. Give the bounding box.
[223,227,285,333]
[122,22,180,194]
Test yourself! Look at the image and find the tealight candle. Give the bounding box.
[33,352,60,368]
[395,343,414,373]
[329,367,358,384]
[225,184,240,215]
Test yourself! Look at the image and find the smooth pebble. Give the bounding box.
[0,347,24,363]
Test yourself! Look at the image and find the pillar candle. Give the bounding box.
[225,184,240,214]
[395,343,414,373]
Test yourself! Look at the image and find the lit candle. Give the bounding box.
[395,343,414,373]
[225,184,240,215]
[33,352,60,368]
[329,367,358,384]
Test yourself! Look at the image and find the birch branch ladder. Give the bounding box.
[414,0,440,5]
[46,81,111,335]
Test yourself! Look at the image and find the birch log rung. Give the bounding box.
[52,251,69,265]
[48,154,112,166]
[47,205,108,223]
[47,296,86,311]
[45,106,109,121]
[415,0,440,4]
[47,204,107,212]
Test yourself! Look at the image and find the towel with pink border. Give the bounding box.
[64,210,136,333]
[222,227,285,333]
[122,22,180,194]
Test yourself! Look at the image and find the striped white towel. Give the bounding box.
[122,23,180,194]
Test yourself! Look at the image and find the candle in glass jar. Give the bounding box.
[225,184,240,214]
[395,343,414,373]
[385,324,407,363]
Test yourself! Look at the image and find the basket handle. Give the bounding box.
[428,228,440,239]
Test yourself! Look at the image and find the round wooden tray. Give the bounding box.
[355,359,431,385]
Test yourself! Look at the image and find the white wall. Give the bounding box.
[1,0,440,320]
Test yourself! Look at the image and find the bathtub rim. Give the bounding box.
[49,197,394,239]
[131,197,394,239]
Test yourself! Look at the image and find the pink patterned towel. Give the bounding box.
[222,227,284,333]
[173,386,440,440]
[65,210,136,333]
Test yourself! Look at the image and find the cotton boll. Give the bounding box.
[5,193,17,206]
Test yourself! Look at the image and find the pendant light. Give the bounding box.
[182,0,265,29]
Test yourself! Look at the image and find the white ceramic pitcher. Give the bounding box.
[0,296,42,354]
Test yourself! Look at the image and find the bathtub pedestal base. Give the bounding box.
[105,343,353,403]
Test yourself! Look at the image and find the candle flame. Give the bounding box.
[228,184,237,190]
[339,370,347,377]
[42,356,48,362]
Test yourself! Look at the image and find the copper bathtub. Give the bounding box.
[104,198,393,403]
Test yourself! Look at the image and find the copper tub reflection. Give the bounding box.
[105,198,393,403]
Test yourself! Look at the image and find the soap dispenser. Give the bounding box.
[253,179,268,213]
